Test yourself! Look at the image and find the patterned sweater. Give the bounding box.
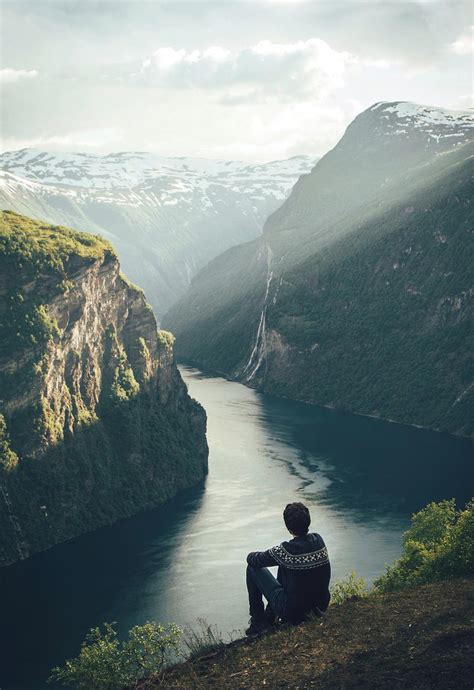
[247,532,331,622]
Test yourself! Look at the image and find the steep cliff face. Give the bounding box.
[165,102,473,437]
[0,211,208,567]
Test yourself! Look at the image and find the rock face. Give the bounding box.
[0,151,317,318]
[0,211,208,567]
[164,102,474,437]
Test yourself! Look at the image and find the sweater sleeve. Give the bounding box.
[247,548,279,568]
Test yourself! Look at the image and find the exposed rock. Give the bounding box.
[0,211,208,567]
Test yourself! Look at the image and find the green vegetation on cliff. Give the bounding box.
[0,211,208,568]
[0,211,113,357]
[375,499,474,591]
[0,210,114,270]
[262,158,473,436]
[0,414,18,471]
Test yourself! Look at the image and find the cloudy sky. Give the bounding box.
[1,0,473,162]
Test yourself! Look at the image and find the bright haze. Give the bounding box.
[1,0,473,162]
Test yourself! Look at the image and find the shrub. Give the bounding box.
[330,570,369,605]
[49,621,181,690]
[157,330,175,349]
[375,499,474,592]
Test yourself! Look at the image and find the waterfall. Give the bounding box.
[242,243,273,381]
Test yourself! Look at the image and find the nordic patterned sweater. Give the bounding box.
[247,532,331,622]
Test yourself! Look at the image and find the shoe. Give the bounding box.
[245,617,273,637]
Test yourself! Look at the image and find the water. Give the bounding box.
[0,366,472,690]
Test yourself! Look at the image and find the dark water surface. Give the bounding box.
[1,366,472,690]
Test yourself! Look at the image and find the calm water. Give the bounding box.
[0,366,472,690]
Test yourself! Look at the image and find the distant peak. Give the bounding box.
[367,101,474,124]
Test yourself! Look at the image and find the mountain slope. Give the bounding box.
[0,211,208,567]
[164,102,474,436]
[0,151,316,318]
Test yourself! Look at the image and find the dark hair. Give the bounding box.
[283,502,311,536]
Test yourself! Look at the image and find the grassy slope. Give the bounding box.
[153,578,474,689]
[0,209,114,267]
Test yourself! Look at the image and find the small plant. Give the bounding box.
[120,272,144,294]
[330,571,369,605]
[181,618,228,659]
[157,330,175,349]
[49,621,181,690]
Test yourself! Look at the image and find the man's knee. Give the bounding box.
[246,563,257,580]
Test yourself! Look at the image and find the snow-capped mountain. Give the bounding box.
[369,101,473,140]
[0,149,316,193]
[0,150,317,317]
[266,101,473,242]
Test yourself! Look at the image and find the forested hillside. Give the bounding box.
[164,102,474,436]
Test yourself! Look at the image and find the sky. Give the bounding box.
[0,0,473,162]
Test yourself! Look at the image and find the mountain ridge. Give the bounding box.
[164,101,474,437]
[0,150,317,317]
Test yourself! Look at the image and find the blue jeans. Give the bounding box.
[246,565,287,620]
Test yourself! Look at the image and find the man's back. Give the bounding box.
[272,532,330,621]
[245,502,331,635]
[247,531,330,623]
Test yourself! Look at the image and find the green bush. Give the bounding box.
[330,570,369,605]
[49,621,181,690]
[375,499,474,592]
[157,329,175,349]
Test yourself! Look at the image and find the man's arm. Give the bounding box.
[247,548,278,568]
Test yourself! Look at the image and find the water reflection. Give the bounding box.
[0,487,205,690]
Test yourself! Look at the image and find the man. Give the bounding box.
[246,502,331,636]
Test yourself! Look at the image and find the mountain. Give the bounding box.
[0,150,316,318]
[0,211,208,567]
[164,102,474,437]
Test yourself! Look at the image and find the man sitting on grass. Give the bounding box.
[246,502,331,636]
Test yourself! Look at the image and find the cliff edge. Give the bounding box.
[155,578,474,689]
[0,210,208,567]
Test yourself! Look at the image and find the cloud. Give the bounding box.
[207,100,355,161]
[448,26,474,55]
[450,94,474,110]
[0,68,38,84]
[361,58,397,70]
[0,128,123,152]
[136,38,355,101]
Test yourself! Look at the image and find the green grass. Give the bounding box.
[0,210,114,275]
